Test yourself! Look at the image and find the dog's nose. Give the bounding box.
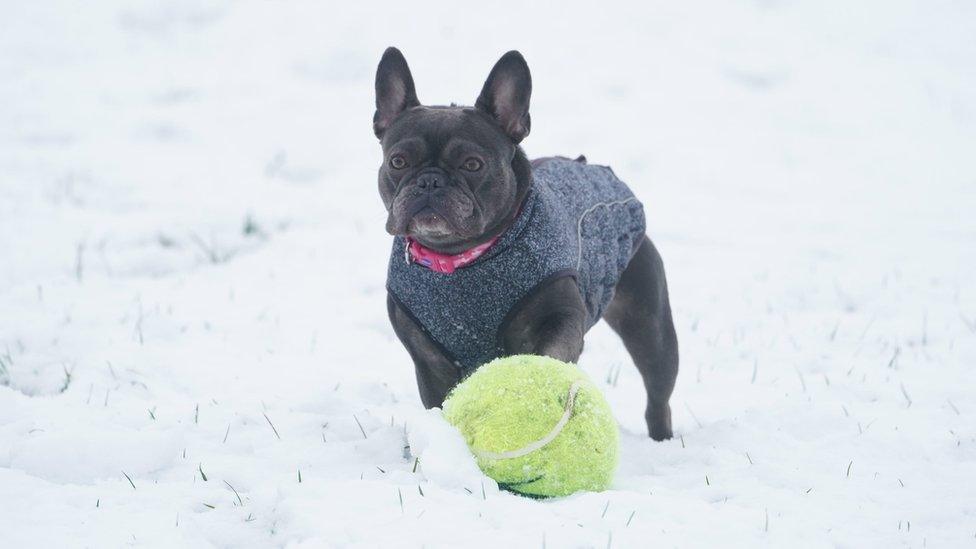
[416,173,445,190]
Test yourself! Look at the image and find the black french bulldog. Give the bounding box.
[375,47,678,440]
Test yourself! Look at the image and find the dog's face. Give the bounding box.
[374,48,533,254]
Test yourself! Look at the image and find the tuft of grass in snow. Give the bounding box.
[684,404,703,428]
[604,363,622,387]
[887,348,901,369]
[900,383,912,408]
[74,240,85,282]
[959,312,976,333]
[224,480,244,506]
[133,301,145,346]
[59,363,74,393]
[353,414,367,439]
[0,353,12,386]
[263,412,281,439]
[189,232,234,264]
[794,366,807,393]
[946,399,961,415]
[242,214,267,238]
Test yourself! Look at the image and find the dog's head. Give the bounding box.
[373,47,533,254]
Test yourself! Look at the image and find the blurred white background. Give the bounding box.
[1,1,974,547]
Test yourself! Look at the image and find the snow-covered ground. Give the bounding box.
[2,1,975,547]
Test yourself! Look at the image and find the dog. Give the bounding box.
[374,48,678,440]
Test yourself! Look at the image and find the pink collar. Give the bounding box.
[405,235,500,274]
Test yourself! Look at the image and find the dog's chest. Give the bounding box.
[387,158,645,370]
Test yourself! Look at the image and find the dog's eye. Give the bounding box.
[462,158,483,172]
[389,154,407,169]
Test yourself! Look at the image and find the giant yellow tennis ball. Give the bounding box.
[442,355,619,498]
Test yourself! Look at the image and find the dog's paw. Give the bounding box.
[646,402,673,441]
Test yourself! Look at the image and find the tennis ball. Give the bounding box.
[442,354,619,498]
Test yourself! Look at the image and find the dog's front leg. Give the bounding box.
[387,293,461,408]
[499,276,587,363]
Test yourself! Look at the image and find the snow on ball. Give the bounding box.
[442,354,619,498]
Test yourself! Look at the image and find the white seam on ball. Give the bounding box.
[473,380,582,461]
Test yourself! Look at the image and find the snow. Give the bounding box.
[1,0,975,547]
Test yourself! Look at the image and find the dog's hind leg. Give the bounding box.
[603,235,678,441]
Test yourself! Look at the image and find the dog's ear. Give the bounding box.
[374,47,420,139]
[475,51,532,144]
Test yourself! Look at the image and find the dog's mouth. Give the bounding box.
[406,207,454,238]
[387,189,478,241]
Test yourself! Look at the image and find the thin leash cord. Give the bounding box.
[575,197,640,271]
[473,381,582,461]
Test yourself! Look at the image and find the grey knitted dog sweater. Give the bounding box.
[387,156,646,371]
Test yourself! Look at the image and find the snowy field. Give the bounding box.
[2,1,975,547]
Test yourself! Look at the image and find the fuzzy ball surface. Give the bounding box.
[442,355,619,497]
